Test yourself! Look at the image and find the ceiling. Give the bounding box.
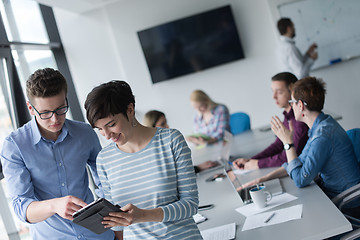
[34,0,122,13]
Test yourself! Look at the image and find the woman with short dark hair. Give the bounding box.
[84,80,202,240]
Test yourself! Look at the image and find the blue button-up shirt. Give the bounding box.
[283,112,360,199]
[0,117,114,240]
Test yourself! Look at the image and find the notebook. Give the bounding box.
[224,162,283,204]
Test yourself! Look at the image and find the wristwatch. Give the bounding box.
[284,143,294,150]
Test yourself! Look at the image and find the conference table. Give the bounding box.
[191,127,352,240]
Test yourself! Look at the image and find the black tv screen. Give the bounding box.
[137,5,245,83]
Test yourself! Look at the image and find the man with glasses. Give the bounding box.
[232,72,309,170]
[0,68,115,239]
[29,98,69,120]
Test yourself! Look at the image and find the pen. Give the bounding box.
[264,212,276,223]
[199,204,214,211]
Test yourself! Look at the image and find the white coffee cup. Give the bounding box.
[249,186,272,209]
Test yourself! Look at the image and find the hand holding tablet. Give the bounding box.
[72,198,122,234]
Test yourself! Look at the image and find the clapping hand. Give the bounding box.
[270,116,293,145]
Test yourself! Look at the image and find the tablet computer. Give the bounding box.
[72,198,122,234]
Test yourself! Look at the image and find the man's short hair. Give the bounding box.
[277,18,293,35]
[292,77,326,112]
[272,72,298,88]
[26,68,67,102]
[84,80,135,128]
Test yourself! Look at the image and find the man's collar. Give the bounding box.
[283,108,295,119]
[280,35,295,43]
[30,118,72,144]
[30,117,42,145]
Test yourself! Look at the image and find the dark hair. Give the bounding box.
[277,18,293,35]
[272,72,298,88]
[292,77,326,112]
[84,80,135,128]
[26,68,67,102]
[143,110,165,127]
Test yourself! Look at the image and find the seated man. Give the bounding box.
[233,72,308,170]
[241,77,360,213]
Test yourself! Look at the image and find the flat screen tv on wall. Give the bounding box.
[137,5,245,84]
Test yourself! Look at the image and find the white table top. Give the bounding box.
[192,128,352,240]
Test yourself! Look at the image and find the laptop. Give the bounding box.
[224,161,283,204]
[218,130,233,164]
[196,130,233,174]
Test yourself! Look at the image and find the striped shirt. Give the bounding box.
[193,104,230,141]
[97,128,202,239]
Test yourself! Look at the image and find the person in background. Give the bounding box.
[240,77,360,214]
[187,89,230,146]
[143,110,169,128]
[233,72,308,170]
[85,81,202,240]
[277,17,318,79]
[143,109,218,173]
[0,68,115,239]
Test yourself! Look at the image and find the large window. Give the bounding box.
[1,0,56,91]
[0,55,24,240]
[0,51,29,239]
[0,1,83,239]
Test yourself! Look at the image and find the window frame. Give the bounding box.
[0,3,85,130]
[0,3,84,239]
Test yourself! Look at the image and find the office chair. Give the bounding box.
[346,128,360,163]
[340,228,360,240]
[229,112,251,135]
[332,128,360,240]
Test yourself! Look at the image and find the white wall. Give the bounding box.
[53,0,360,136]
[54,8,124,111]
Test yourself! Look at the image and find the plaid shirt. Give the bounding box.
[193,104,230,141]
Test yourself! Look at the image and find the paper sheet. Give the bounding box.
[235,192,298,217]
[193,213,207,224]
[233,169,252,175]
[242,204,303,231]
[200,222,236,240]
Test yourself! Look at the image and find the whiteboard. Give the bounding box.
[277,0,360,69]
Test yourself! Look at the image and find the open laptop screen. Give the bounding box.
[224,162,263,204]
[224,162,283,204]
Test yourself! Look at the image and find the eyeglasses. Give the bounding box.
[30,98,69,120]
[288,99,308,106]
